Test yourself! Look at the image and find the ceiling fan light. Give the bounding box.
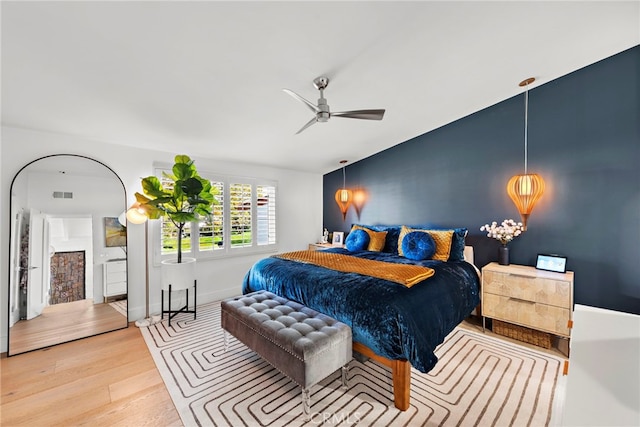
[285,77,386,134]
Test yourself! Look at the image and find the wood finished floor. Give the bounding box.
[9,299,128,355]
[1,323,182,427]
[0,316,564,426]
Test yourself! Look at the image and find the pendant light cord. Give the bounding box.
[340,160,348,188]
[342,165,346,188]
[524,83,529,175]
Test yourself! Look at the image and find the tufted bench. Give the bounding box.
[221,290,352,419]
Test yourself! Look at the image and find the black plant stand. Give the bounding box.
[161,280,197,326]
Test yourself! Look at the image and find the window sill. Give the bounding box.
[153,246,279,267]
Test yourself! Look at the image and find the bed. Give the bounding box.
[241,224,481,410]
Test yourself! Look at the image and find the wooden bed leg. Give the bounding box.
[392,359,411,411]
[353,342,412,411]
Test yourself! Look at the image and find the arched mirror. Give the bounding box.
[8,154,128,356]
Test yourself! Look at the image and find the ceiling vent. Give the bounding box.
[53,191,73,199]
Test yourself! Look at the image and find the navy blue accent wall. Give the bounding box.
[323,46,639,315]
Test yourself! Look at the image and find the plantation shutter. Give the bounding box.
[159,174,193,256]
[256,184,276,246]
[153,167,278,260]
[199,180,225,252]
[230,182,252,247]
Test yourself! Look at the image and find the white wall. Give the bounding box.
[560,305,640,426]
[0,126,323,353]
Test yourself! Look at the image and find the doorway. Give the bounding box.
[49,251,86,305]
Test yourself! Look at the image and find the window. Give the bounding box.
[159,174,180,256]
[230,182,252,248]
[256,184,276,246]
[154,167,277,261]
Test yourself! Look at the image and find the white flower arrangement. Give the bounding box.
[480,219,524,246]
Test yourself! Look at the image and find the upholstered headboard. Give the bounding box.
[464,245,481,316]
[463,245,474,265]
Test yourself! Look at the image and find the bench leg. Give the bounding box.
[341,364,349,389]
[301,387,311,421]
[223,330,229,352]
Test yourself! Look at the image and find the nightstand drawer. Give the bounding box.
[309,243,332,251]
[483,293,571,336]
[483,270,571,309]
[309,243,344,251]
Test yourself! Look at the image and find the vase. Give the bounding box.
[161,257,197,291]
[498,245,509,266]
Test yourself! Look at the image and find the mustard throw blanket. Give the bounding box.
[273,250,435,288]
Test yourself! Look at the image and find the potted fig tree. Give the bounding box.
[134,154,218,291]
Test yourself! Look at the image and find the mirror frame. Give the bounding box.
[7,154,128,356]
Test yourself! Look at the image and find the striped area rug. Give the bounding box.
[141,301,563,426]
[108,299,128,319]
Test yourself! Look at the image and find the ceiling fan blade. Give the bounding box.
[331,109,385,120]
[283,89,320,114]
[295,117,317,135]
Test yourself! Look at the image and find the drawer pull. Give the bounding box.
[509,297,535,304]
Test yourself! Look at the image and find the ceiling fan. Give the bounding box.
[283,77,385,134]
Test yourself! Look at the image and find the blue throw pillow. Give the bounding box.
[345,229,370,251]
[352,224,401,254]
[448,227,468,262]
[411,224,468,261]
[401,231,436,260]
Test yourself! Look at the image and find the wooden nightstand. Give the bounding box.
[308,243,336,251]
[481,262,574,350]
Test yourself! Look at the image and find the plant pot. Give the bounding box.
[498,246,510,266]
[161,257,197,291]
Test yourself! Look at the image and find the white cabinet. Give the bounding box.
[104,260,127,298]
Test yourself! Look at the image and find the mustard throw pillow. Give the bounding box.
[398,225,453,261]
[352,225,387,252]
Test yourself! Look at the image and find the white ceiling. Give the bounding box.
[2,1,638,174]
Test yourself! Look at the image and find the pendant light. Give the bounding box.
[334,160,353,221]
[352,188,368,219]
[507,77,545,231]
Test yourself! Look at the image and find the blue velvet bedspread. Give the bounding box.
[241,248,480,373]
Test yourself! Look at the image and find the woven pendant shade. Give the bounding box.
[507,77,545,231]
[507,173,545,230]
[335,188,353,220]
[335,160,352,221]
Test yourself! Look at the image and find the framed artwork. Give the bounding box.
[104,217,127,247]
[332,231,344,246]
[535,253,567,273]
